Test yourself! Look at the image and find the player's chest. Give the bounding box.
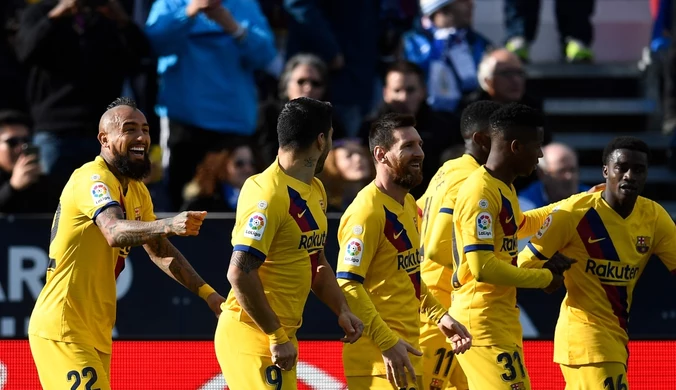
[118,188,143,221]
[379,207,420,275]
[282,191,327,252]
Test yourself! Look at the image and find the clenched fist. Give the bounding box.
[169,211,207,236]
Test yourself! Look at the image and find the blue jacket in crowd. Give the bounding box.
[146,0,276,135]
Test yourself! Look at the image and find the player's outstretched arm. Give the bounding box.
[466,250,556,289]
[143,236,224,316]
[311,251,363,343]
[227,250,297,371]
[95,206,207,248]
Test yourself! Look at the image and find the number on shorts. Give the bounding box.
[604,374,627,390]
[265,365,283,390]
[433,347,454,377]
[496,351,526,382]
[66,367,100,390]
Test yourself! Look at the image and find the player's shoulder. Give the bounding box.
[457,167,497,202]
[635,196,671,221]
[71,157,117,183]
[341,184,383,223]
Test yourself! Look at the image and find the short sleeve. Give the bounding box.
[336,210,382,283]
[652,205,676,273]
[456,183,500,254]
[72,170,122,222]
[230,180,284,261]
[140,183,156,221]
[520,209,575,263]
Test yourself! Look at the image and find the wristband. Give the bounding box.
[198,284,216,300]
[267,327,290,345]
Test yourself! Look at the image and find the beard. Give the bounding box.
[113,152,151,181]
[314,144,330,174]
[391,158,423,190]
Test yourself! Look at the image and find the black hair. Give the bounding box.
[107,97,138,111]
[0,110,32,130]
[385,61,425,86]
[488,102,544,141]
[602,136,651,165]
[277,97,333,151]
[369,112,417,155]
[460,101,502,138]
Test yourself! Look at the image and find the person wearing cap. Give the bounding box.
[403,0,491,114]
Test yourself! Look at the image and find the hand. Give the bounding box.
[437,314,472,354]
[587,183,606,193]
[337,310,363,344]
[543,252,577,275]
[169,211,207,236]
[48,0,78,18]
[270,341,297,371]
[203,5,239,34]
[543,271,564,294]
[381,339,422,388]
[9,154,41,191]
[186,0,221,18]
[205,292,225,318]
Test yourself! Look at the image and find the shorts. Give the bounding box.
[455,344,531,390]
[346,375,423,389]
[28,334,111,390]
[419,320,468,390]
[215,314,298,390]
[561,362,629,390]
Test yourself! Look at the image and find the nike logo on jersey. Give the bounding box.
[505,215,514,224]
[394,229,404,239]
[297,209,307,218]
[588,237,606,244]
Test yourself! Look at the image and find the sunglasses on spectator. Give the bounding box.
[234,159,255,168]
[2,136,31,148]
[296,78,324,88]
[495,69,526,78]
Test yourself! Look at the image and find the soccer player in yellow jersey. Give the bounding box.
[451,103,572,390]
[518,136,676,390]
[416,101,499,390]
[28,98,225,390]
[337,113,472,390]
[217,97,364,390]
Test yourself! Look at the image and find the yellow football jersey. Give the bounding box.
[451,167,552,347]
[223,159,328,338]
[519,192,676,365]
[29,156,155,354]
[337,182,425,376]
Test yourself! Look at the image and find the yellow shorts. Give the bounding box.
[561,362,629,390]
[419,320,468,390]
[455,344,530,390]
[214,314,299,390]
[28,334,111,390]
[346,375,423,389]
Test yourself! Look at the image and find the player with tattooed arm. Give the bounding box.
[28,98,225,390]
[218,97,364,390]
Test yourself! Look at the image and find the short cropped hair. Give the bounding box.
[489,102,544,140]
[0,110,32,131]
[107,97,137,111]
[460,101,502,138]
[385,61,425,86]
[602,136,651,165]
[369,113,417,155]
[277,97,333,151]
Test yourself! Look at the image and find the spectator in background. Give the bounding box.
[16,0,150,194]
[317,138,374,212]
[0,110,56,214]
[256,53,345,166]
[284,0,381,137]
[146,0,277,211]
[362,61,461,198]
[519,142,589,212]
[181,142,257,213]
[504,0,595,63]
[403,0,492,114]
[0,0,28,112]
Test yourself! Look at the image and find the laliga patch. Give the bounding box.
[535,214,552,239]
[343,238,364,266]
[476,212,493,240]
[243,212,266,241]
[90,182,113,206]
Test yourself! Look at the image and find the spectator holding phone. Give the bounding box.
[0,110,57,214]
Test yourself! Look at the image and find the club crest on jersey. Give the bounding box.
[243,212,266,240]
[134,207,141,221]
[430,378,443,390]
[476,212,493,239]
[90,182,112,206]
[344,238,364,266]
[635,236,651,254]
[511,382,526,390]
[535,214,553,239]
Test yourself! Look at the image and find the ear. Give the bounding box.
[373,145,387,164]
[316,132,326,152]
[509,139,520,154]
[472,132,489,151]
[602,164,608,179]
[97,131,107,148]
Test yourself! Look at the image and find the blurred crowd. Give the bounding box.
[0,0,601,214]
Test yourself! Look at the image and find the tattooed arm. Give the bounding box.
[94,205,205,248]
[144,236,207,294]
[226,251,281,333]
